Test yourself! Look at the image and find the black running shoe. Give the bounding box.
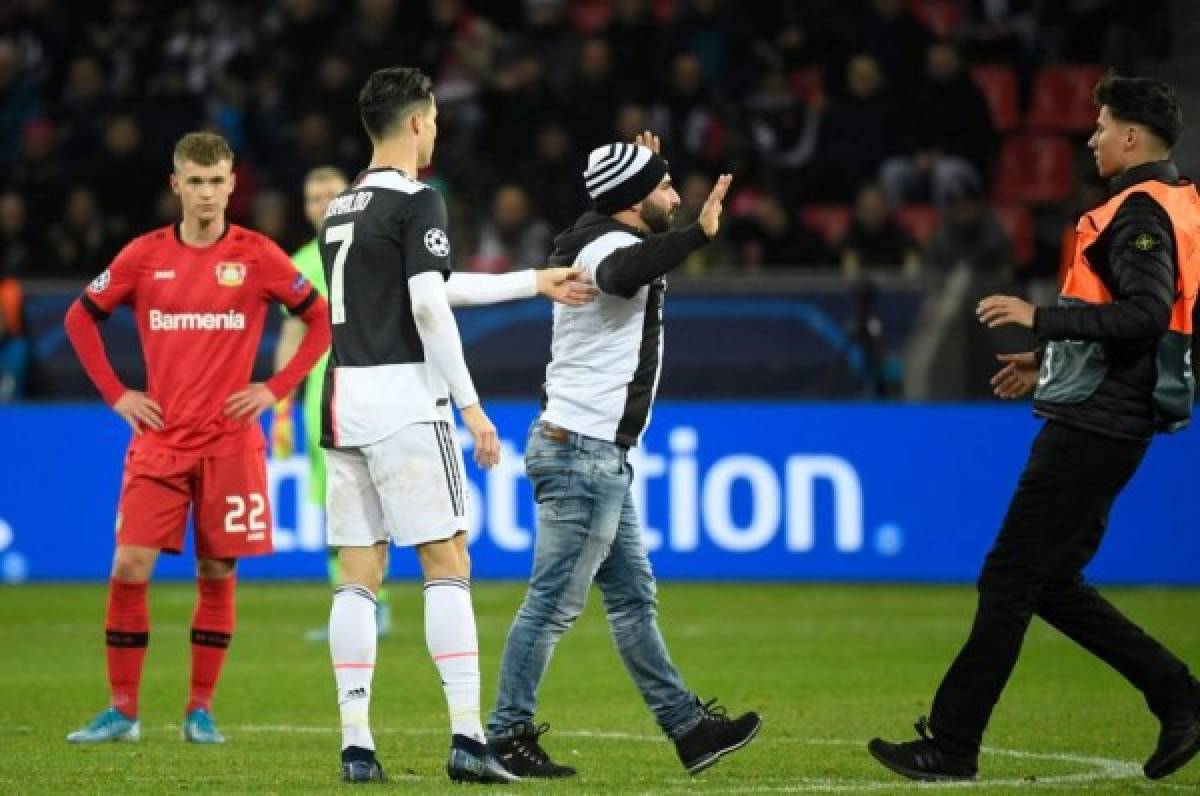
[674,698,762,774]
[341,745,386,784]
[867,717,977,782]
[1145,699,1200,780]
[490,721,577,778]
[447,734,520,784]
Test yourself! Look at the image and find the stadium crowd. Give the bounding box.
[0,0,1174,398]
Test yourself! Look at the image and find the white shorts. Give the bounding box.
[325,421,467,548]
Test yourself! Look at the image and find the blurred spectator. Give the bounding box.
[880,41,994,206]
[814,54,898,201]
[0,40,43,167]
[604,0,659,100]
[84,114,162,232]
[856,0,933,88]
[650,52,718,177]
[10,117,66,221]
[250,189,296,250]
[731,194,835,269]
[0,190,52,277]
[512,0,577,92]
[673,172,733,275]
[469,184,552,273]
[660,0,758,95]
[839,183,919,278]
[924,185,1014,275]
[54,54,113,160]
[519,122,585,231]
[745,68,820,186]
[46,187,121,278]
[0,271,28,401]
[563,37,623,155]
[960,0,1038,65]
[329,0,406,86]
[259,0,336,97]
[483,53,560,173]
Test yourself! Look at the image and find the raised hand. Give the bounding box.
[634,130,661,154]
[991,352,1039,399]
[460,403,500,469]
[224,383,277,423]
[698,174,734,238]
[536,267,599,306]
[113,390,164,434]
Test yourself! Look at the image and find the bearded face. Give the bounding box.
[639,193,675,233]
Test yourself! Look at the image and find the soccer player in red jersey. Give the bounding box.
[62,132,332,744]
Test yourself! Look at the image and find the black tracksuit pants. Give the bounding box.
[929,421,1196,757]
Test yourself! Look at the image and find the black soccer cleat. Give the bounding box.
[447,734,520,784]
[867,717,977,782]
[674,698,762,775]
[1145,701,1200,780]
[489,721,576,778]
[340,745,386,784]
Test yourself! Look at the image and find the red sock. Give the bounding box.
[105,578,149,717]
[187,576,236,714]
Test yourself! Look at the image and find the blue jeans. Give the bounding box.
[488,422,702,739]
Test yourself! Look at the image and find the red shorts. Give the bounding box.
[116,446,273,558]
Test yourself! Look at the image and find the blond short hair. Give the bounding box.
[173,132,234,170]
[305,166,348,186]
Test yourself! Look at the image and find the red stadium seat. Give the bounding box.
[789,66,825,106]
[971,64,1021,132]
[992,134,1074,203]
[894,204,940,246]
[993,204,1035,266]
[799,205,851,245]
[908,0,963,37]
[1027,64,1105,133]
[568,0,611,34]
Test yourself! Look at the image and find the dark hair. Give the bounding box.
[357,67,433,140]
[1094,72,1183,148]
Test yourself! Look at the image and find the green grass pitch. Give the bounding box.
[1,581,1198,794]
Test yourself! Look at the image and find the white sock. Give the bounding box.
[330,584,378,751]
[424,577,484,741]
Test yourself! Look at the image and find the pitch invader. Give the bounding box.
[64,132,331,744]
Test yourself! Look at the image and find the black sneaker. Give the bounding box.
[341,745,386,784]
[490,721,577,778]
[867,717,977,782]
[1145,700,1200,780]
[447,734,520,784]
[674,698,762,774]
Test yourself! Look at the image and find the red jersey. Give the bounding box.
[82,223,318,456]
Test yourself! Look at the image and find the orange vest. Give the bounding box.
[1037,178,1200,431]
[1062,180,1200,334]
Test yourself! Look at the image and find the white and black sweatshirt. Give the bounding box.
[540,211,711,447]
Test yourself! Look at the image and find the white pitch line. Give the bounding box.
[208,725,1191,791]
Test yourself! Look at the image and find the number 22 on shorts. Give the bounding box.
[225,493,267,541]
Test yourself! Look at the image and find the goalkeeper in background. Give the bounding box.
[271,166,392,640]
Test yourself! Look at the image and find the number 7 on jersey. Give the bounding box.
[325,222,354,325]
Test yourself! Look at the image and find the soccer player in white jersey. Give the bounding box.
[318,66,592,784]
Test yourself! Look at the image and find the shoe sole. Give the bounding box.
[447,770,519,785]
[66,731,139,744]
[686,717,763,775]
[1145,723,1200,780]
[867,742,975,783]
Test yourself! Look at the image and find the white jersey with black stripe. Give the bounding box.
[540,229,665,447]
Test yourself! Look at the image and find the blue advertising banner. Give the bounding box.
[0,402,1196,584]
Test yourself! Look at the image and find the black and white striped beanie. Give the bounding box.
[583,142,668,214]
